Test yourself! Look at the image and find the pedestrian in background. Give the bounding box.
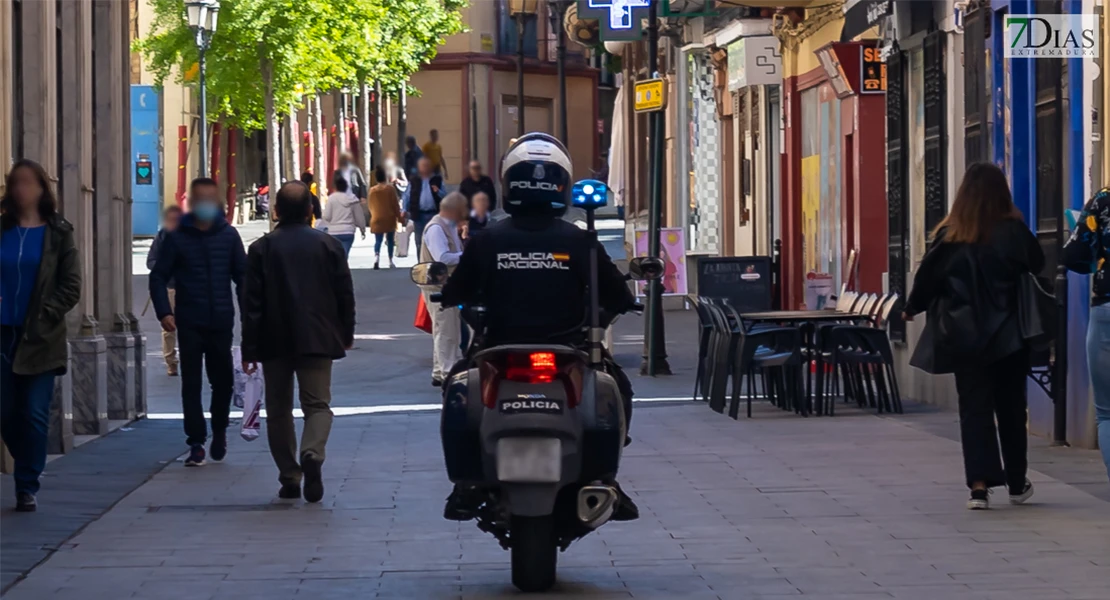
[242,182,355,503]
[408,157,444,253]
[322,173,367,258]
[299,172,323,223]
[467,192,492,240]
[150,178,246,468]
[147,205,183,376]
[383,151,409,196]
[458,160,497,210]
[1063,186,1110,481]
[904,162,1042,510]
[335,153,368,203]
[403,136,423,178]
[419,193,467,386]
[422,129,448,180]
[0,159,82,512]
[369,166,404,270]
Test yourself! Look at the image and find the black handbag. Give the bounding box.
[1017,272,1057,350]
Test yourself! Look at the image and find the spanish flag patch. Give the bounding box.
[552,253,570,262]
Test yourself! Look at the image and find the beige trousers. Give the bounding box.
[424,290,461,380]
[262,357,334,486]
[163,290,178,370]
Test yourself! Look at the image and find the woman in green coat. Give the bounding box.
[1,159,82,512]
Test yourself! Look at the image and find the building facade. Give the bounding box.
[378,1,601,183]
[1,0,147,457]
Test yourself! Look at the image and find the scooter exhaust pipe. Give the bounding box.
[577,485,618,529]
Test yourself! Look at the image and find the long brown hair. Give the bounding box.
[1,159,58,229]
[934,162,1023,244]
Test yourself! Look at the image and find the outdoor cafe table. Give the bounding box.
[739,310,863,414]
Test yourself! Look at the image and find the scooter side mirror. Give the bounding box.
[628,257,665,281]
[411,261,450,286]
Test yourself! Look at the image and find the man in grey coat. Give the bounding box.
[147,205,183,375]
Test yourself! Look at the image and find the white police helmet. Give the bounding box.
[500,132,573,217]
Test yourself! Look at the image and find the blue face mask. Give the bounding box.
[192,203,221,222]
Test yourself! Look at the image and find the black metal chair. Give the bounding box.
[691,296,715,403]
[720,302,804,418]
[703,298,737,413]
[813,294,904,415]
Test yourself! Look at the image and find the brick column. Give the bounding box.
[120,0,146,418]
[89,0,129,432]
[21,0,77,452]
[0,0,12,472]
[63,0,109,441]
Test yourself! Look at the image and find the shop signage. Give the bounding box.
[861,46,886,93]
[841,0,892,42]
[578,0,651,42]
[728,36,781,91]
[634,78,667,113]
[696,256,773,312]
[135,159,153,185]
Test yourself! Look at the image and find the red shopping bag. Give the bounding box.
[414,293,433,334]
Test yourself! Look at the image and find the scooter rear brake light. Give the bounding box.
[505,352,558,384]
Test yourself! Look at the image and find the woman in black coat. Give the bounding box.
[903,162,1044,511]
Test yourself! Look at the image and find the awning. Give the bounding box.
[840,0,892,42]
[607,83,627,209]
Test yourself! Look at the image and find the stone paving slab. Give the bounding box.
[4,402,1107,600]
[0,421,186,594]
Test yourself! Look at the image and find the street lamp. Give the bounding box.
[509,0,538,137]
[186,0,219,177]
[548,0,572,145]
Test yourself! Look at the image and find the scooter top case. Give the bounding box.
[440,345,625,493]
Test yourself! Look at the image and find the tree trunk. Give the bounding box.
[263,60,280,229]
[313,92,326,197]
[225,126,238,222]
[397,85,407,159]
[359,80,372,172]
[290,103,300,177]
[336,91,347,158]
[374,81,383,166]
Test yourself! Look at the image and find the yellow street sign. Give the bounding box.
[634,78,667,113]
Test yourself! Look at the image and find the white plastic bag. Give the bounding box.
[232,347,265,441]
[396,220,414,257]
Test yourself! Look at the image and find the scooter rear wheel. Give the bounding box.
[510,515,557,592]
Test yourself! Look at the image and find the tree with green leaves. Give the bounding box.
[134,0,464,204]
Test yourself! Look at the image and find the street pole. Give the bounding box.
[197,43,208,177]
[641,0,671,376]
[517,15,526,137]
[551,1,568,144]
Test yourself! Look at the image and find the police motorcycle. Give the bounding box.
[411,178,663,593]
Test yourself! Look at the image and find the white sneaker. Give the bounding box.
[967,489,991,510]
[1009,479,1034,505]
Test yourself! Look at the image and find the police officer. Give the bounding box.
[440,133,634,348]
[439,133,638,521]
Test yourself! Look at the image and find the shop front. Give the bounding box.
[777,3,888,309]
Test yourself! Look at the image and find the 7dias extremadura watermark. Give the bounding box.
[1005,14,1100,58]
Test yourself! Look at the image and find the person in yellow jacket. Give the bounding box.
[299,172,323,226]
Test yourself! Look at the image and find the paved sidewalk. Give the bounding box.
[4,401,1107,600]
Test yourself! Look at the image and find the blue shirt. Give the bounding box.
[0,225,46,326]
[419,177,436,212]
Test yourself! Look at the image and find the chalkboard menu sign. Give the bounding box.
[696,256,773,313]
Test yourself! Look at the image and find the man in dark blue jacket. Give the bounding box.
[150,178,247,467]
